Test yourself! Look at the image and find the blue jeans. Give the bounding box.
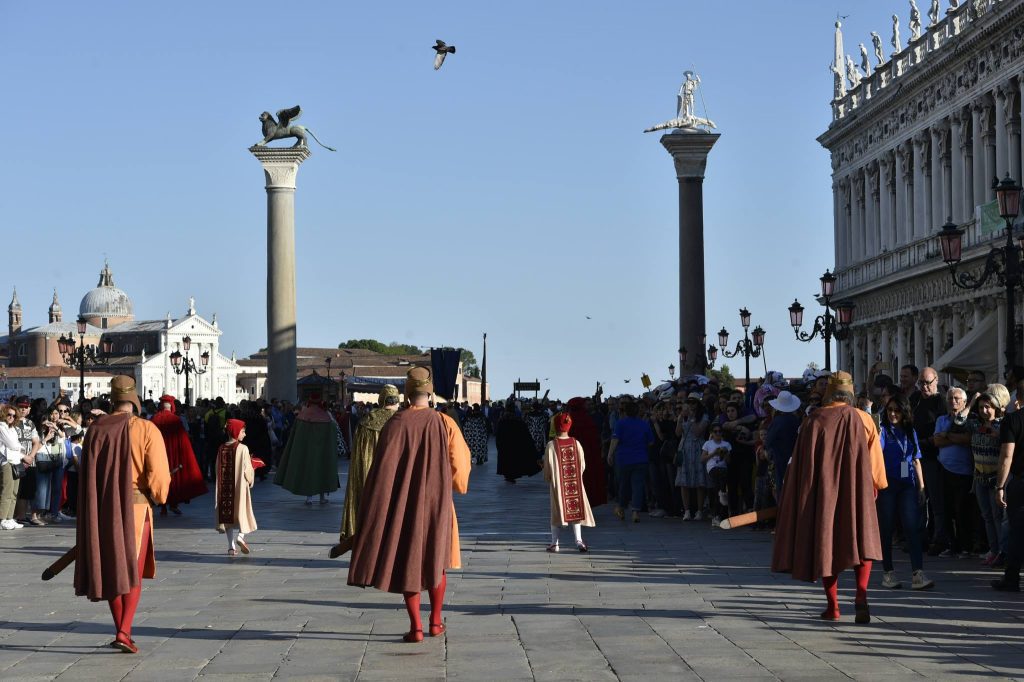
[975,476,1004,555]
[876,478,924,572]
[33,459,64,513]
[616,462,646,511]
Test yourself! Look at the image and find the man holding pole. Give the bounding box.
[74,376,170,653]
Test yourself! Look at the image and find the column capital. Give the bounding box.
[249,146,312,190]
[659,131,721,179]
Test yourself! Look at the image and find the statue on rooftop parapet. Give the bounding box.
[891,15,903,54]
[909,0,923,40]
[859,43,871,76]
[643,70,716,133]
[929,0,941,25]
[871,32,884,64]
[846,55,862,89]
[254,105,337,152]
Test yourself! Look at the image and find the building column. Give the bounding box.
[931,313,944,365]
[852,171,865,261]
[865,327,877,380]
[931,126,946,228]
[249,145,312,404]
[896,142,912,245]
[659,131,721,367]
[940,126,953,223]
[896,319,908,372]
[841,179,852,267]
[997,86,1010,177]
[951,112,968,222]
[914,313,927,370]
[867,162,879,257]
[833,180,842,267]
[1006,82,1022,182]
[950,305,964,345]
[983,102,997,202]
[851,331,863,389]
[973,102,988,212]
[879,154,894,252]
[879,325,892,373]
[913,133,929,241]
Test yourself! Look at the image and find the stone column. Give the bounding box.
[867,162,879,257]
[896,319,908,372]
[879,325,892,373]
[865,328,877,380]
[940,126,953,223]
[931,126,945,228]
[951,112,967,222]
[983,104,997,202]
[997,86,1010,177]
[851,331,864,389]
[659,131,720,366]
[249,145,312,404]
[973,102,987,212]
[913,133,928,241]
[896,142,911,245]
[879,154,893,252]
[832,180,842,268]
[914,313,927,369]
[1006,83,1022,182]
[931,312,944,364]
[852,172,864,261]
[839,179,852,267]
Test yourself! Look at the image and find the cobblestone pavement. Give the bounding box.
[1,444,1023,681]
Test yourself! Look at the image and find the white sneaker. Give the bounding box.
[711,516,721,527]
[881,570,902,589]
[0,519,13,530]
[682,510,693,521]
[57,511,74,522]
[912,570,935,590]
[648,509,666,518]
[9,519,23,529]
[693,511,703,521]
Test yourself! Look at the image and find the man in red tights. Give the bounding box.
[348,366,471,642]
[771,371,887,623]
[74,376,170,653]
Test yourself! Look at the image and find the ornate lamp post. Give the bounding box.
[788,270,855,372]
[938,173,1024,372]
[717,307,766,386]
[168,335,209,407]
[677,334,717,374]
[325,356,333,400]
[668,363,675,381]
[58,318,112,405]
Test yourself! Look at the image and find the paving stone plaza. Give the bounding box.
[0,444,1022,681]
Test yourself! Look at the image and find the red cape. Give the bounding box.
[568,397,606,506]
[152,409,208,505]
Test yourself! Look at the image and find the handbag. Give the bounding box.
[10,461,27,479]
[33,451,56,473]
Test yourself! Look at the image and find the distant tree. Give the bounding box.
[461,349,480,378]
[708,364,736,391]
[338,339,422,355]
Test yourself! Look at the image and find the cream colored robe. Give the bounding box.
[215,441,257,534]
[543,437,595,527]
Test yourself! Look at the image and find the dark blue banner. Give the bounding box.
[431,348,462,400]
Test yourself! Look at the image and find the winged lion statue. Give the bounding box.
[255,106,336,151]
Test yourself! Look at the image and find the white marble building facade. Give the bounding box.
[821,0,1024,387]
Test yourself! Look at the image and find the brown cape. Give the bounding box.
[771,403,883,582]
[74,413,138,601]
[348,408,453,593]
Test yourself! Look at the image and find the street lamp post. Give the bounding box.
[788,270,856,372]
[668,364,675,381]
[717,307,766,386]
[677,334,718,374]
[938,173,1024,373]
[325,356,333,400]
[169,335,209,407]
[58,318,112,406]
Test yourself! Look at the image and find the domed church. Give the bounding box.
[1,262,239,404]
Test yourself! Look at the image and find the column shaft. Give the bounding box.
[973,104,987,212]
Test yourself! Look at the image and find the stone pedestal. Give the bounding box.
[249,145,312,403]
[659,130,720,370]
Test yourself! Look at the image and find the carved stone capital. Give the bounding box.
[660,131,721,179]
[249,146,312,190]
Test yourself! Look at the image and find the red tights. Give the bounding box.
[402,572,447,632]
[107,518,150,642]
[821,560,872,618]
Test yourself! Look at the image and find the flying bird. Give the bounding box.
[432,39,456,70]
[585,316,591,319]
[624,379,631,383]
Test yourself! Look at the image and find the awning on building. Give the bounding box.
[935,313,998,384]
[348,376,405,387]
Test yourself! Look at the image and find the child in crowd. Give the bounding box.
[701,425,731,527]
[215,419,257,557]
[542,413,595,552]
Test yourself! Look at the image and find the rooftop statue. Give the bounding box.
[643,71,716,133]
[891,14,902,54]
[909,0,922,41]
[253,105,336,152]
[929,0,941,25]
[859,43,871,76]
[846,55,862,89]
[871,32,884,65]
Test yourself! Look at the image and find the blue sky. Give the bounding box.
[0,1,910,399]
